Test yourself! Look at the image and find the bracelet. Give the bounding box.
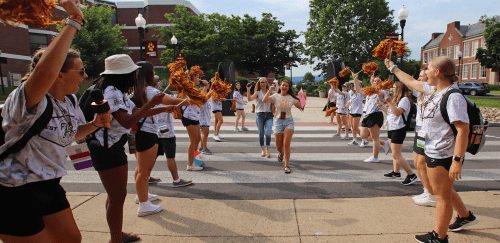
[64,18,82,34]
[389,65,397,73]
[91,121,99,128]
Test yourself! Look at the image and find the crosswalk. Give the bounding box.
[61,125,500,199]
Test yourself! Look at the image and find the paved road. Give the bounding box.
[61,126,500,200]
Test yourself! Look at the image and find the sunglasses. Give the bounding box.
[66,67,86,77]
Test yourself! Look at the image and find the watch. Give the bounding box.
[453,155,464,163]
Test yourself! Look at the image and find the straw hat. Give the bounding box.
[100,54,140,75]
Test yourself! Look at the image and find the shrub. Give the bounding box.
[296,82,304,90]
[489,84,500,91]
[306,84,315,94]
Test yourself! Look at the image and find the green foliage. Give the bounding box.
[489,84,500,91]
[476,16,500,71]
[296,81,304,90]
[0,87,17,102]
[235,75,253,83]
[318,83,328,92]
[59,3,129,78]
[75,78,93,99]
[303,0,398,75]
[303,72,315,83]
[306,85,315,94]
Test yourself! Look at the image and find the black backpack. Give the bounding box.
[402,104,417,131]
[0,94,76,161]
[440,89,487,155]
[79,85,108,147]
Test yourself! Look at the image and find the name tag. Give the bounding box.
[67,143,93,170]
[158,122,169,133]
[417,138,425,149]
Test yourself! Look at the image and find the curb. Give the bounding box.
[488,122,500,127]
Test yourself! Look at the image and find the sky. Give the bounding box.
[116,0,500,78]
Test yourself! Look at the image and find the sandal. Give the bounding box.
[284,166,291,174]
[261,151,266,157]
[122,232,141,243]
[266,151,271,158]
[278,152,283,163]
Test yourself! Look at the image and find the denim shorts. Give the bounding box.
[273,117,294,133]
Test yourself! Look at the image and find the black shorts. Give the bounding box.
[350,113,362,118]
[413,133,425,155]
[158,137,176,159]
[0,178,70,236]
[135,131,159,152]
[388,127,407,144]
[212,110,222,114]
[361,112,384,128]
[88,134,128,171]
[181,117,200,127]
[426,156,453,171]
[237,108,244,111]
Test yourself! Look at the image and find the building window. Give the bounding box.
[423,52,428,64]
[462,64,469,80]
[481,39,486,48]
[29,33,48,55]
[434,50,438,58]
[447,46,453,58]
[454,45,459,59]
[463,42,470,58]
[429,51,433,62]
[472,40,479,57]
[441,48,446,56]
[480,66,487,79]
[471,63,477,80]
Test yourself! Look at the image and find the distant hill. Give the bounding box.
[291,75,323,85]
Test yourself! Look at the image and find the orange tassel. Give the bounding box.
[372,39,408,60]
[230,100,237,111]
[207,72,232,102]
[168,60,208,108]
[363,86,380,96]
[173,107,182,119]
[251,104,255,113]
[325,107,338,117]
[362,62,379,77]
[188,65,205,80]
[378,79,393,90]
[339,67,350,78]
[0,0,62,27]
[327,77,339,88]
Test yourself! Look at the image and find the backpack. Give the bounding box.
[440,89,487,155]
[79,85,108,148]
[401,104,417,131]
[0,94,76,161]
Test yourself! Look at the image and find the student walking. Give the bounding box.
[247,78,274,158]
[211,98,226,141]
[326,86,336,124]
[199,98,213,154]
[377,82,418,185]
[332,83,350,139]
[233,82,248,132]
[386,57,479,243]
[345,84,363,146]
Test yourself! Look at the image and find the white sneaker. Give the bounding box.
[213,135,221,142]
[333,133,340,137]
[412,191,430,202]
[359,141,369,148]
[187,164,204,171]
[415,194,437,207]
[382,140,390,155]
[135,193,160,204]
[137,201,163,217]
[234,128,241,132]
[348,140,359,146]
[241,127,249,131]
[341,136,350,140]
[218,134,224,139]
[364,156,380,163]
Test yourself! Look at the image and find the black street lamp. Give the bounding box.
[398,5,409,71]
[458,51,463,83]
[289,51,293,82]
[171,35,177,62]
[135,13,146,61]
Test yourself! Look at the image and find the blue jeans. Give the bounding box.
[256,112,273,147]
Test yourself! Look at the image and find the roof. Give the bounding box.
[463,16,500,40]
[422,33,444,50]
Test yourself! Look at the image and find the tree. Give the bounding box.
[476,16,500,71]
[59,3,129,78]
[303,72,315,83]
[302,0,397,76]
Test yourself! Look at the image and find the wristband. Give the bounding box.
[64,18,82,34]
[91,121,99,128]
[389,65,397,73]
[70,14,86,27]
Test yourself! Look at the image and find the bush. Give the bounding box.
[317,83,327,92]
[296,82,304,90]
[489,84,500,91]
[306,84,315,93]
[76,78,94,99]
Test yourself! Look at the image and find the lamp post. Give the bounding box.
[398,5,409,71]
[135,13,146,61]
[171,35,177,62]
[458,51,463,83]
[289,51,293,83]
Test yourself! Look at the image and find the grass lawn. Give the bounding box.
[0,87,16,102]
[467,95,500,108]
[491,91,500,95]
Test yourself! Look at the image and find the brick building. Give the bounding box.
[0,0,200,86]
[421,18,499,84]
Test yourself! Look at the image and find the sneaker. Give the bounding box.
[341,127,345,131]
[135,193,160,204]
[341,136,350,140]
[348,141,358,146]
[402,174,418,185]
[415,194,437,207]
[234,128,241,132]
[382,140,390,155]
[333,133,340,137]
[364,156,380,163]
[197,148,203,152]
[213,135,221,142]
[218,134,224,139]
[187,164,203,171]
[413,189,430,201]
[172,179,193,188]
[448,211,479,232]
[137,201,163,217]
[241,127,249,131]
[383,171,401,178]
[415,231,448,243]
[359,141,369,148]
[202,148,213,155]
[148,177,162,184]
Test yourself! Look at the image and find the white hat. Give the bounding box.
[100,54,140,75]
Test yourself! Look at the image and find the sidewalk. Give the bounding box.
[68,191,500,242]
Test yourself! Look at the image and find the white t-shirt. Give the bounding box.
[0,84,86,187]
[271,93,296,119]
[211,100,222,111]
[140,86,161,134]
[413,89,424,129]
[157,95,176,139]
[421,83,469,159]
[363,89,389,118]
[234,91,244,109]
[181,104,200,121]
[386,97,411,131]
[199,99,211,126]
[255,90,272,113]
[328,89,335,103]
[349,92,364,115]
[95,86,136,148]
[335,92,349,114]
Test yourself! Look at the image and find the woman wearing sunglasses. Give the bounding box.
[247,78,274,158]
[385,57,478,243]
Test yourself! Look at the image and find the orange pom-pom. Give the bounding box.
[362,62,379,77]
[0,0,63,27]
[339,67,350,78]
[363,86,380,96]
[230,100,237,111]
[251,104,255,113]
[378,79,393,90]
[372,39,408,60]
[188,65,205,80]
[207,72,232,102]
[325,107,338,117]
[168,60,208,108]
[327,77,339,88]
